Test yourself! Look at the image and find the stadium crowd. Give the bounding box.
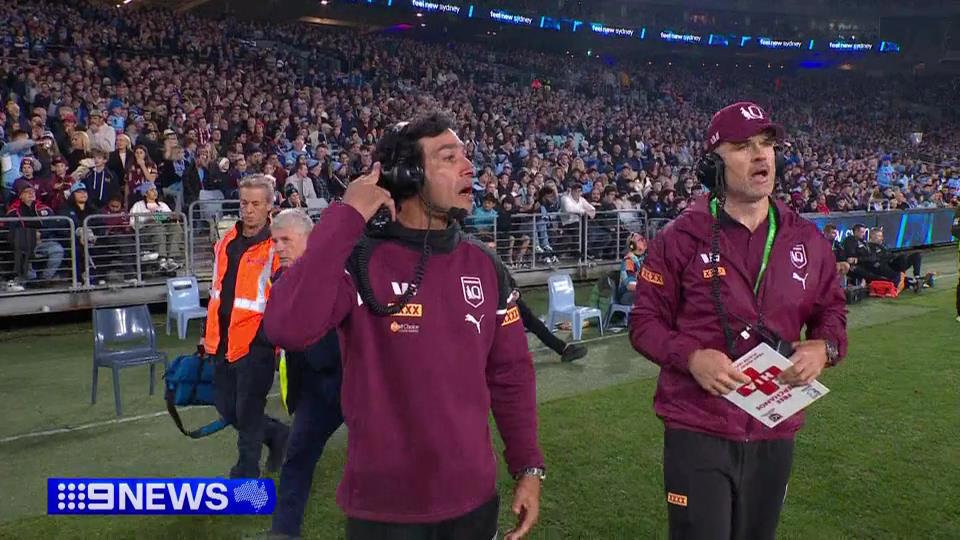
[1,0,959,290]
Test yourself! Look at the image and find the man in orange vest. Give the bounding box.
[205,174,288,479]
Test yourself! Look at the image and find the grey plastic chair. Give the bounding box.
[545,272,604,342]
[165,277,207,340]
[604,275,632,328]
[92,305,168,416]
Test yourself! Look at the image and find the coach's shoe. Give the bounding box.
[561,343,588,363]
[912,276,922,293]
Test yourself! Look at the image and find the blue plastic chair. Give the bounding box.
[92,305,168,416]
[604,275,632,328]
[545,273,604,342]
[165,277,207,340]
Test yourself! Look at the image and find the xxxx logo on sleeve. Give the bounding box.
[501,306,520,327]
[388,304,423,318]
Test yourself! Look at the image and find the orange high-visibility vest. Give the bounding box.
[204,226,279,362]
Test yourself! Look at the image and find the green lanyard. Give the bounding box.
[710,199,778,296]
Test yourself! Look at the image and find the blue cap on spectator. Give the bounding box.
[69,182,87,196]
[138,182,157,194]
[108,99,123,112]
[306,158,320,168]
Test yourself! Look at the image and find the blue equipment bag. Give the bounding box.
[164,347,227,438]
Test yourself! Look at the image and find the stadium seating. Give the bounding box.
[0,0,957,301]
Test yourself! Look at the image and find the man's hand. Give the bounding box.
[504,475,541,540]
[779,340,828,386]
[341,162,395,222]
[688,349,750,396]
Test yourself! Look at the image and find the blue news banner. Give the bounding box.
[47,478,276,515]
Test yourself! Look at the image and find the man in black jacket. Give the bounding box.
[864,229,932,292]
[183,147,218,207]
[842,224,882,283]
[267,209,344,540]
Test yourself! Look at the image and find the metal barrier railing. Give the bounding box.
[646,218,672,240]
[83,211,187,288]
[187,199,241,280]
[5,199,953,298]
[0,215,77,293]
[463,211,585,270]
[185,200,326,279]
[591,210,649,262]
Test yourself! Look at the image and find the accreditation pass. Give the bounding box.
[723,343,830,428]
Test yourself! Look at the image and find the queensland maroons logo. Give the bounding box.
[789,244,807,270]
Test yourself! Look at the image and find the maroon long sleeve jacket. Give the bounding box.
[630,196,848,441]
[264,202,543,523]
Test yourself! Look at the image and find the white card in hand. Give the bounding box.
[723,343,830,428]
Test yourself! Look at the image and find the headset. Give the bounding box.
[378,122,426,202]
[695,150,786,197]
[357,120,466,317]
[377,120,466,222]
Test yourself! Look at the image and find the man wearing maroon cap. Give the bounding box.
[630,102,847,540]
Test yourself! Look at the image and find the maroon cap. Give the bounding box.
[14,179,36,195]
[705,102,784,152]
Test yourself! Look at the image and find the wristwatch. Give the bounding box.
[515,467,547,481]
[824,340,840,366]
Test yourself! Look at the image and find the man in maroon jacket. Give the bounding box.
[264,114,544,540]
[630,102,848,540]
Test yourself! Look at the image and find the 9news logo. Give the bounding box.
[47,478,276,515]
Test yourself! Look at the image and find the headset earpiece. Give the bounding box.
[696,152,726,195]
[378,122,426,201]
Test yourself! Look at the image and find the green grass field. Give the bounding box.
[0,249,958,539]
